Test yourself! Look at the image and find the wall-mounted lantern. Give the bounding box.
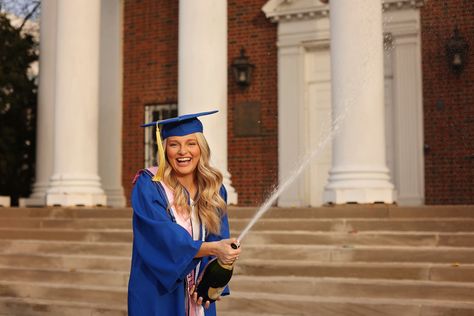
[231,48,255,89]
[446,27,469,74]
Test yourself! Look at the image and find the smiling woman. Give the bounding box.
[128,111,241,316]
[166,134,201,183]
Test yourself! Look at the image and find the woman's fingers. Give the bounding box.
[214,238,242,265]
[204,301,211,309]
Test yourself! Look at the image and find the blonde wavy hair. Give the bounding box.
[161,132,227,235]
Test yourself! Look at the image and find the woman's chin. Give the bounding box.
[173,167,196,178]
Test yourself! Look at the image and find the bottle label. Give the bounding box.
[208,287,225,300]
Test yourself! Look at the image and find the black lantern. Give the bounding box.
[231,48,255,88]
[446,27,469,74]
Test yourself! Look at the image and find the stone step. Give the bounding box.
[1,227,473,248]
[234,259,474,283]
[229,276,474,302]
[0,297,126,316]
[0,218,132,230]
[2,239,472,266]
[0,240,131,256]
[240,244,474,263]
[219,313,283,316]
[228,205,474,219]
[4,217,474,232]
[1,250,472,283]
[0,228,132,243]
[230,218,474,232]
[1,205,473,220]
[0,253,130,272]
[0,207,131,219]
[237,230,474,247]
[218,292,474,316]
[0,281,127,306]
[0,267,129,287]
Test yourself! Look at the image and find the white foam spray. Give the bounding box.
[237,108,348,242]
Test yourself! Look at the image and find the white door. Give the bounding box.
[304,46,332,206]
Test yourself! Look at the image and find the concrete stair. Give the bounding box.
[0,207,131,315]
[0,205,472,315]
[220,205,474,316]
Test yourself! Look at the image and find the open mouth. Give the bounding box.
[176,157,192,163]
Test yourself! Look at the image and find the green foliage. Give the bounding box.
[0,12,38,205]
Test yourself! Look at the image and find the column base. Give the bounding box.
[104,187,126,207]
[0,196,11,207]
[19,196,46,207]
[324,167,396,204]
[19,182,49,207]
[324,188,396,204]
[46,193,107,207]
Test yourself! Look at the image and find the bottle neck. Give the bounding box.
[217,259,234,270]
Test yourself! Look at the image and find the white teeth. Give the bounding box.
[177,158,191,162]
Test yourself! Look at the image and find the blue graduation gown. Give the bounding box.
[128,170,230,316]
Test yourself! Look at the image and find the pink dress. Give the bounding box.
[161,181,204,316]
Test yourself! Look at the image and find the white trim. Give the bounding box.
[263,0,425,23]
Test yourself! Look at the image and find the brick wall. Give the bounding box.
[122,1,278,206]
[421,0,474,204]
[122,0,179,204]
[228,0,278,205]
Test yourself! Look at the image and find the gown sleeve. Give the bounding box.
[131,171,203,293]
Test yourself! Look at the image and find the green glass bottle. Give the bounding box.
[196,243,239,303]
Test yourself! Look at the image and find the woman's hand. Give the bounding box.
[190,285,219,309]
[195,238,242,264]
[213,238,241,265]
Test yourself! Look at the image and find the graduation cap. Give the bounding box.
[142,110,218,181]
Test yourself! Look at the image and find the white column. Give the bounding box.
[46,0,106,206]
[178,0,237,204]
[22,0,57,207]
[324,0,395,204]
[98,0,126,207]
[0,196,10,207]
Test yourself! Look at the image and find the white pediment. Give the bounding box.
[262,0,329,22]
[262,0,425,22]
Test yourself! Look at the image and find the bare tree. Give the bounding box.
[0,0,40,31]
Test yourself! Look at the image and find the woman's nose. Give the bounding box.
[178,146,187,154]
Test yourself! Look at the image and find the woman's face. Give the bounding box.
[166,134,201,179]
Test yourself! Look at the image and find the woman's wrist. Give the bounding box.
[195,241,217,258]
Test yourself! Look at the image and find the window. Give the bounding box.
[144,104,178,168]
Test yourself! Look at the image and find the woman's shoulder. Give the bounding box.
[131,169,170,217]
[131,168,167,203]
[132,167,158,185]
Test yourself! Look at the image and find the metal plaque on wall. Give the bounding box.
[234,101,262,137]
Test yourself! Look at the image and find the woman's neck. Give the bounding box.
[177,174,197,200]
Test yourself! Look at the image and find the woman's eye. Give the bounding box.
[188,142,197,146]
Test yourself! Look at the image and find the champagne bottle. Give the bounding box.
[196,242,239,303]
